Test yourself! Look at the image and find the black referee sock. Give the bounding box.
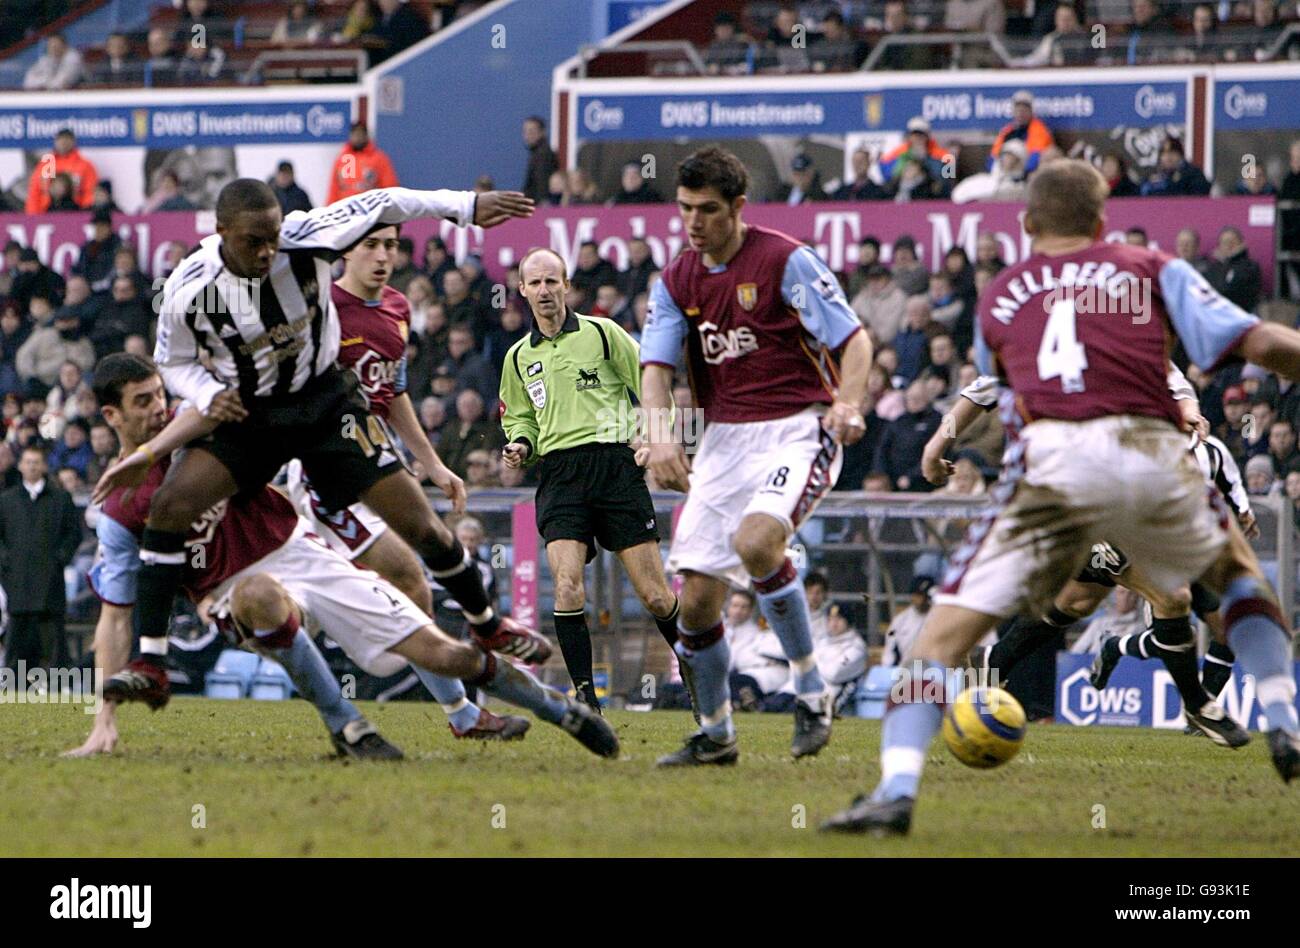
[136,528,188,665]
[554,609,593,691]
[1201,640,1237,700]
[1149,616,1213,711]
[425,538,495,628]
[652,597,680,648]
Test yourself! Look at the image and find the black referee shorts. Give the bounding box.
[193,368,402,513]
[535,442,659,562]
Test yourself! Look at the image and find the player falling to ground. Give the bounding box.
[823,160,1300,836]
[71,353,403,759]
[87,355,618,759]
[499,247,695,717]
[280,222,527,740]
[97,181,548,710]
[925,370,1253,747]
[639,147,873,765]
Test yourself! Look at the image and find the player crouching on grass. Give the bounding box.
[86,354,618,760]
[499,247,696,717]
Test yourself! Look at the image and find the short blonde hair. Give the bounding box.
[1025,159,1107,238]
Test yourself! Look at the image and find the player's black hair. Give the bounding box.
[804,571,829,591]
[1126,226,1148,240]
[677,146,749,202]
[215,178,279,225]
[92,353,158,408]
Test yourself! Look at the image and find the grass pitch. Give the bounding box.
[2,698,1296,857]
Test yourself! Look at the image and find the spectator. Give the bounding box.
[24,129,98,214]
[0,443,17,490]
[1206,226,1262,313]
[990,91,1055,174]
[608,161,663,205]
[364,0,431,67]
[327,122,398,205]
[1233,0,1287,62]
[141,171,197,212]
[385,237,419,294]
[23,33,83,90]
[590,284,624,320]
[847,236,884,297]
[545,170,572,206]
[520,116,558,205]
[566,167,601,205]
[816,613,868,716]
[89,182,119,214]
[894,295,942,383]
[16,304,94,389]
[0,241,22,298]
[484,304,527,370]
[332,0,376,43]
[110,245,149,299]
[87,420,117,480]
[1282,140,1300,299]
[89,275,152,361]
[1071,588,1147,654]
[1141,136,1211,196]
[1243,398,1275,458]
[876,118,954,201]
[942,246,976,301]
[48,417,93,479]
[724,589,790,711]
[175,40,227,85]
[439,270,488,346]
[404,274,436,336]
[618,237,659,300]
[810,10,866,71]
[1267,419,1300,478]
[774,153,829,204]
[144,27,179,86]
[10,249,66,313]
[437,388,505,479]
[945,0,1006,33]
[928,273,965,333]
[73,208,122,296]
[269,161,313,214]
[570,241,618,304]
[704,12,752,74]
[1216,384,1250,459]
[1124,0,1174,64]
[873,378,943,491]
[1014,3,1087,66]
[1176,3,1222,63]
[877,0,937,70]
[418,395,446,445]
[952,139,1029,203]
[762,3,811,72]
[1173,228,1209,280]
[882,576,934,665]
[836,150,887,201]
[463,448,501,490]
[45,359,85,420]
[851,264,908,346]
[0,445,82,672]
[437,323,495,405]
[272,0,323,45]
[44,174,81,213]
[0,304,32,396]
[1125,227,1149,247]
[1235,162,1277,196]
[1099,152,1140,197]
[90,32,139,85]
[889,236,930,296]
[1245,453,1276,495]
[975,233,1006,273]
[423,236,454,294]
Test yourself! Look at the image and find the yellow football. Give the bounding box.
[942,687,1027,769]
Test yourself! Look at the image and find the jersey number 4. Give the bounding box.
[1037,299,1088,393]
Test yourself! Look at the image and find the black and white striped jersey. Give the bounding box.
[154,187,475,413]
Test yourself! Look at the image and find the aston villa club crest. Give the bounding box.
[863,94,884,128]
[736,283,758,312]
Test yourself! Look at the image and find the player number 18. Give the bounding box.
[1037,299,1088,394]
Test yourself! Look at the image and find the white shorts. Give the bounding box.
[209,523,426,678]
[669,409,842,589]
[937,415,1229,619]
[283,459,386,561]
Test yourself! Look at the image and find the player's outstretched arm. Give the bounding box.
[922,391,985,486]
[91,406,226,504]
[387,391,466,513]
[1237,322,1300,383]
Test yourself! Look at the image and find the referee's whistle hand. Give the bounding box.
[647,443,691,493]
[207,389,248,424]
[473,191,534,228]
[502,443,529,469]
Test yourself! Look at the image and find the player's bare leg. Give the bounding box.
[228,573,405,760]
[359,469,551,663]
[1196,519,1300,781]
[657,571,738,767]
[354,532,528,740]
[822,604,1001,835]
[545,539,603,713]
[104,447,241,709]
[734,511,832,758]
[615,540,698,718]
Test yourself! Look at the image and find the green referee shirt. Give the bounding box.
[500,309,641,462]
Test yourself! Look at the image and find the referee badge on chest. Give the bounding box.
[527,378,547,409]
[736,283,758,311]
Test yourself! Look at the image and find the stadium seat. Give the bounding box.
[204,649,262,699]
[249,658,295,701]
[855,665,896,719]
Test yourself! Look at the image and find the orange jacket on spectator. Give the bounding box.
[327,140,398,205]
[25,149,98,213]
[990,117,1054,172]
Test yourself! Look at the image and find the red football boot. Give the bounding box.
[102,658,171,710]
[450,708,532,741]
[472,615,553,664]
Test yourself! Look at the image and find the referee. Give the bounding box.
[501,248,692,715]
